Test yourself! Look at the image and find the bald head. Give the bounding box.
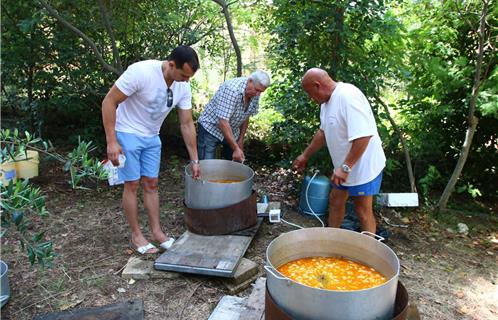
[301,68,336,104]
[302,68,330,86]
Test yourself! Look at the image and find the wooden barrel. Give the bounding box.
[184,191,257,235]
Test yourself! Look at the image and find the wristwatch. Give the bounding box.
[190,160,200,165]
[341,164,352,173]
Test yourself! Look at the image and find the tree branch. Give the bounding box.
[97,0,123,74]
[212,0,242,76]
[36,0,121,75]
[375,96,417,193]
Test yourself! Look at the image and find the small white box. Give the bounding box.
[377,193,419,207]
[269,209,281,223]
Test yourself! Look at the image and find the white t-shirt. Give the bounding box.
[115,60,192,137]
[320,82,386,186]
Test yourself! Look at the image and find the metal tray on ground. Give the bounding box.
[154,218,262,277]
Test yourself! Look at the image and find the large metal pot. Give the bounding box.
[184,159,254,210]
[265,228,400,320]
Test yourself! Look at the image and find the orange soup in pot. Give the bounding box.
[277,256,387,291]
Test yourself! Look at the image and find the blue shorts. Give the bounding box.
[333,171,383,196]
[116,131,161,181]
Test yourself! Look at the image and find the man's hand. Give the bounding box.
[232,146,245,163]
[331,167,348,186]
[292,154,308,172]
[191,163,201,179]
[107,141,123,166]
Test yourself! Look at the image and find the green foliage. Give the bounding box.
[395,0,498,200]
[259,0,405,171]
[64,138,108,189]
[1,0,225,142]
[419,165,443,205]
[247,105,284,143]
[0,129,108,266]
[0,128,48,163]
[456,183,482,198]
[0,180,54,267]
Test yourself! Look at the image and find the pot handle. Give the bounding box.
[361,231,385,242]
[0,294,9,303]
[264,265,287,281]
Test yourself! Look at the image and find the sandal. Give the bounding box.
[158,237,175,251]
[129,241,158,255]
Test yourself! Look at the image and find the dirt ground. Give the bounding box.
[1,157,497,320]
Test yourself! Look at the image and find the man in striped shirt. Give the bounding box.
[197,70,271,162]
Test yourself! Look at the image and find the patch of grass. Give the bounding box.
[431,208,498,236]
[40,275,66,293]
[82,275,108,289]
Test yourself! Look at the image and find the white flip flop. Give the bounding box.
[159,238,175,251]
[131,242,158,255]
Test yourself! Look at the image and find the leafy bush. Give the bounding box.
[1,180,54,266]
[0,129,108,266]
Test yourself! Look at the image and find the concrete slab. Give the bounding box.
[208,295,247,320]
[121,257,153,280]
[227,258,258,285]
[223,271,260,295]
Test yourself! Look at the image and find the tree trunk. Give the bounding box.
[375,97,417,193]
[331,5,345,79]
[213,0,242,77]
[436,0,488,211]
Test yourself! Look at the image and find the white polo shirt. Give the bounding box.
[115,60,192,137]
[320,82,386,186]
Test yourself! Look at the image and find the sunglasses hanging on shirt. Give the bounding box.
[167,88,173,108]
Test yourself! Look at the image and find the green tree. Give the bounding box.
[396,0,497,204]
[261,0,405,173]
[1,0,225,141]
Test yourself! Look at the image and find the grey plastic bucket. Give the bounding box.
[0,260,10,308]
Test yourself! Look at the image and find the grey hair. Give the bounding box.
[249,70,271,87]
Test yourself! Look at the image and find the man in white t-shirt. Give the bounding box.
[293,68,386,233]
[102,46,201,254]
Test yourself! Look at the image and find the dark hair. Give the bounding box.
[167,46,200,72]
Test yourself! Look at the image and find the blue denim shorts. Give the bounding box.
[333,171,383,196]
[116,131,161,181]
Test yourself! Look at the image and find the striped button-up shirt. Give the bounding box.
[198,77,259,141]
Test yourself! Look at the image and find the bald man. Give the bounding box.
[293,68,386,233]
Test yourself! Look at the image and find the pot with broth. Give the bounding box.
[265,228,400,320]
[184,159,254,210]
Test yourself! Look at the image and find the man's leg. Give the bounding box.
[198,124,220,160]
[141,177,169,243]
[117,131,158,253]
[140,135,170,243]
[352,195,376,233]
[123,180,158,252]
[328,188,349,228]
